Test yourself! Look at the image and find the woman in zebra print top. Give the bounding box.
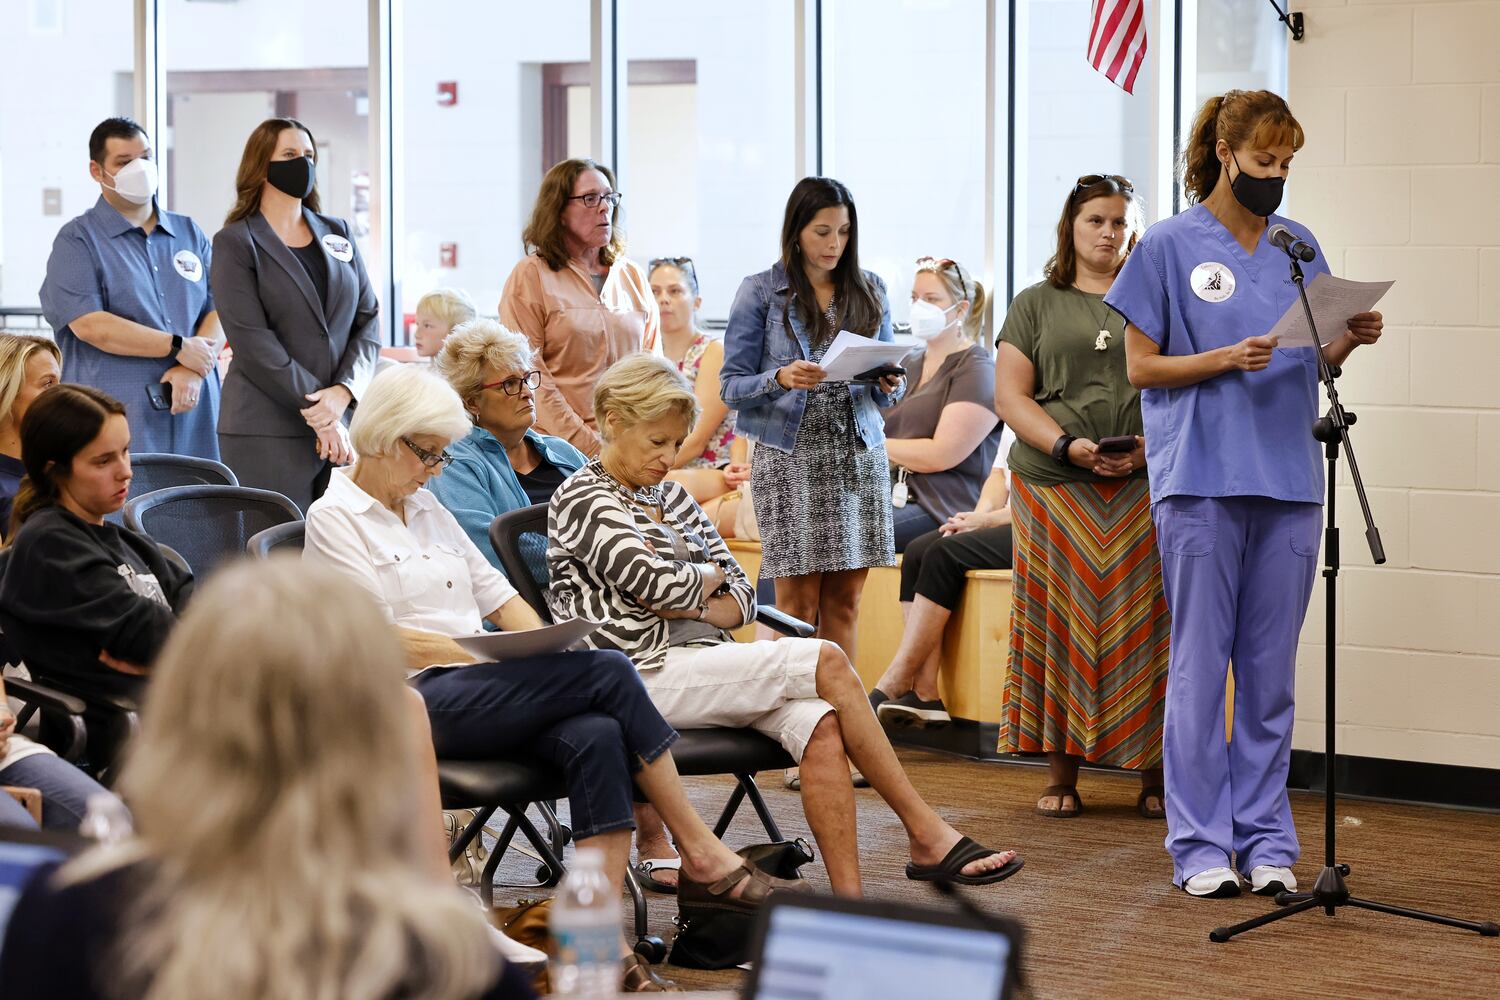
[547,354,1024,895]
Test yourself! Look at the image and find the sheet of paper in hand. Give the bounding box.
[450,617,603,660]
[819,330,917,382]
[1266,273,1393,349]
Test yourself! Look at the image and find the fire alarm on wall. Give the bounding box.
[440,243,458,268]
[437,81,457,106]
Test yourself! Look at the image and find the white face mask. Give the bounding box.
[907,298,958,341]
[103,157,158,206]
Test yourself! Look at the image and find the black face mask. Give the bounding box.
[1228,152,1284,218]
[266,156,316,200]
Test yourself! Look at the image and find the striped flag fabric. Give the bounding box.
[1087,0,1148,95]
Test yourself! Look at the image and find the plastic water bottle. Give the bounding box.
[78,793,133,844]
[550,846,620,997]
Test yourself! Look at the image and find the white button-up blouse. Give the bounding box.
[304,467,518,637]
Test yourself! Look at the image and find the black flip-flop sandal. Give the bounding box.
[1036,784,1082,818]
[906,836,1024,886]
[633,857,681,895]
[1136,786,1166,820]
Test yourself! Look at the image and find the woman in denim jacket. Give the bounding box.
[720,177,904,662]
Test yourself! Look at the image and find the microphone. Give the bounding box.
[1269,224,1316,262]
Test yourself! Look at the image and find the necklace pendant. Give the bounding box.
[1094,329,1112,351]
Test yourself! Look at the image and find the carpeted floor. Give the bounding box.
[485,749,1500,998]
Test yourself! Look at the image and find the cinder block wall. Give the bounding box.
[1285,1,1500,768]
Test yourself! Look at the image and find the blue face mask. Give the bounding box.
[1229,152,1284,218]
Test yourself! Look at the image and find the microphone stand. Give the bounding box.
[1210,254,1498,943]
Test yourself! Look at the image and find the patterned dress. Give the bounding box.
[674,332,738,468]
[751,308,895,579]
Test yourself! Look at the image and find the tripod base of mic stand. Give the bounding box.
[1209,864,1500,943]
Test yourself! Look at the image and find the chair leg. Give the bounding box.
[738,773,785,842]
[449,805,499,863]
[625,866,650,945]
[480,804,567,908]
[538,799,570,854]
[712,782,749,839]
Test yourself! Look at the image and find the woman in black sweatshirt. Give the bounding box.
[0,385,192,701]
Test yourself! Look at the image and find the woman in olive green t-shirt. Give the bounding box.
[994,175,1170,821]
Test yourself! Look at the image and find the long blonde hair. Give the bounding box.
[75,558,497,1000]
[0,333,61,425]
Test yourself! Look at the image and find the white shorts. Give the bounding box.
[642,638,833,763]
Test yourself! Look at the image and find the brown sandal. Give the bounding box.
[679,860,806,912]
[1036,784,1082,818]
[621,953,683,992]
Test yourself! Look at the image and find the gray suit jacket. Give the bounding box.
[211,209,380,437]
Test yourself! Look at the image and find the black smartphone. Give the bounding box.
[852,363,906,383]
[1098,434,1137,453]
[145,382,172,411]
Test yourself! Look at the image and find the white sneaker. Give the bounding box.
[1249,865,1297,896]
[1183,866,1241,898]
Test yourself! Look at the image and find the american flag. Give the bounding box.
[1088,0,1148,95]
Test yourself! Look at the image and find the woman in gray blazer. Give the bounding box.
[211,117,380,513]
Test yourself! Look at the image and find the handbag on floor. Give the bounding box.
[490,897,552,994]
[668,839,815,970]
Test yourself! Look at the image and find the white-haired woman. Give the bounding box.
[429,318,587,566]
[548,353,1024,896]
[304,365,794,992]
[0,558,537,999]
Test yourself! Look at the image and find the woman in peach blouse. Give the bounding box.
[499,159,659,457]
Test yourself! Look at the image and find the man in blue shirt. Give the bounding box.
[39,117,223,459]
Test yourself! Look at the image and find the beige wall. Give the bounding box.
[1286,1,1500,768]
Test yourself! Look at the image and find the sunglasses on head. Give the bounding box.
[649,255,698,287]
[914,256,970,304]
[1072,173,1136,197]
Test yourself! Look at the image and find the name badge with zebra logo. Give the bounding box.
[1190,262,1234,303]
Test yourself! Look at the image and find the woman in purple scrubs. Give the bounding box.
[1107,90,1383,898]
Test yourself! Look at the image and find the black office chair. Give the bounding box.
[125,484,301,579]
[245,520,308,559]
[105,453,237,525]
[242,521,581,911]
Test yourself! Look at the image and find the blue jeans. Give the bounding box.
[410,649,678,841]
[0,751,116,831]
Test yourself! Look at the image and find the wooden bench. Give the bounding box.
[724,539,1234,758]
[725,542,1010,755]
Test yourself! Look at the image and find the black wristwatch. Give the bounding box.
[167,334,183,358]
[1051,433,1077,466]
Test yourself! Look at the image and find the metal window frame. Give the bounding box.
[131,0,1229,342]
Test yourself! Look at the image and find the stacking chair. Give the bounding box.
[124,484,301,579]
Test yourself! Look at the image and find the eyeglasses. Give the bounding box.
[649,255,699,294]
[480,370,542,396]
[567,191,623,209]
[914,256,970,304]
[1072,173,1136,196]
[401,436,453,471]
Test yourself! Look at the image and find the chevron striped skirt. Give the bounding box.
[999,475,1169,768]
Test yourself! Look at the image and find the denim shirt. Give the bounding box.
[720,261,900,453]
[428,425,588,571]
